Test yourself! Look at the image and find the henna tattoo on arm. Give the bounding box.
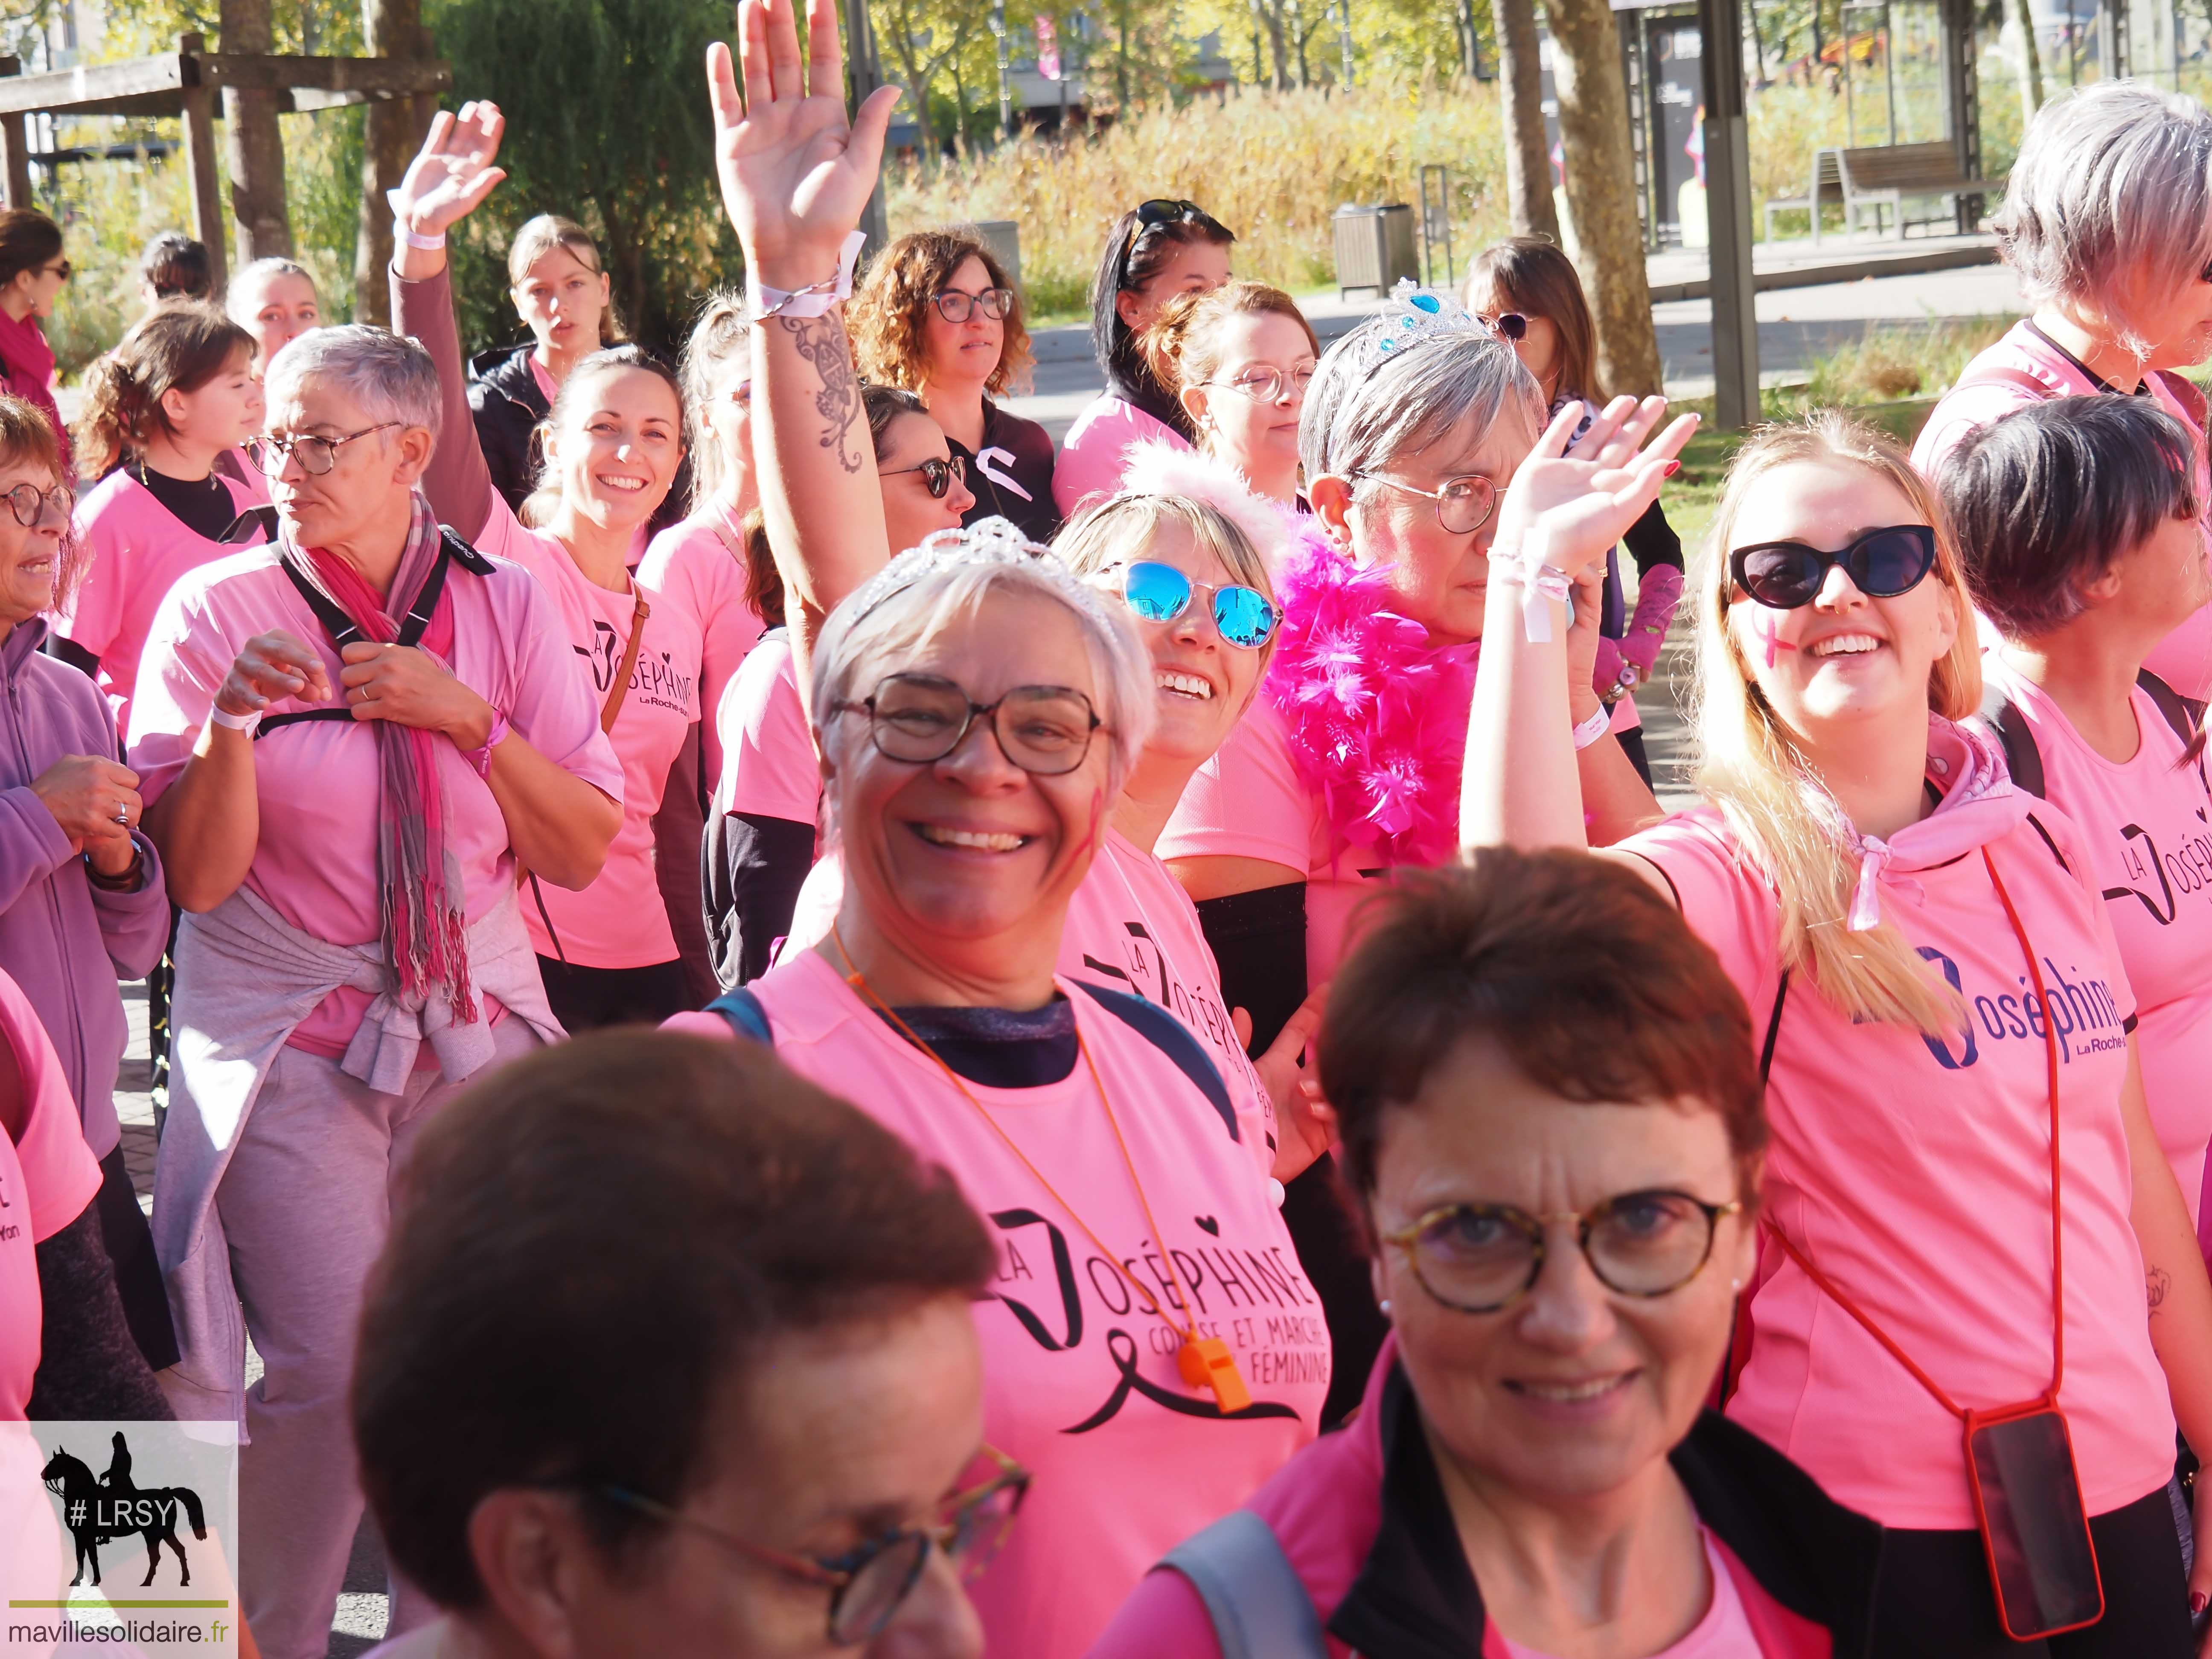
[2150,1264,2173,1318]
[776,312,864,475]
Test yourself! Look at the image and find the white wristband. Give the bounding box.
[208,704,262,734]
[748,230,867,322]
[392,220,445,252]
[1572,704,1612,751]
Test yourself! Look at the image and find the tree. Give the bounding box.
[874,0,982,168]
[1545,0,1661,393]
[355,0,428,325]
[2008,0,2043,119]
[1493,0,1557,240]
[221,0,293,263]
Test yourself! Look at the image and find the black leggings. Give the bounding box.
[537,956,695,1033]
[1872,1484,2192,1657]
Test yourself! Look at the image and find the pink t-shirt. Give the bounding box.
[1627,795,2171,1528]
[1914,320,2212,699]
[129,544,623,1051]
[1499,1533,1759,1659]
[713,631,820,825]
[0,963,103,1419]
[475,504,699,968]
[1982,661,2212,1219]
[1157,696,1383,991]
[638,503,766,790]
[55,467,268,743]
[1053,394,1190,518]
[668,950,1326,1659]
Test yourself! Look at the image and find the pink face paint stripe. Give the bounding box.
[1753,611,1795,668]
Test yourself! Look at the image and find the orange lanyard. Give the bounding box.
[830,928,1254,1412]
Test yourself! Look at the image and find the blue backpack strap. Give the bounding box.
[703,987,774,1045]
[1158,1509,1327,1659]
[1069,979,1237,1142]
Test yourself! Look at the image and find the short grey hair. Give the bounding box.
[812,518,1156,800]
[1300,320,1544,487]
[1994,81,2212,351]
[263,324,443,446]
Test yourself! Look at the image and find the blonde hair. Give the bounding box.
[506,215,623,347]
[1691,411,1982,1038]
[1055,492,1282,683]
[680,290,748,506]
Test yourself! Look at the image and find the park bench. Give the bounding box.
[1763,140,1999,244]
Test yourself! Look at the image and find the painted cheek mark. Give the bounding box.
[1753,610,1796,668]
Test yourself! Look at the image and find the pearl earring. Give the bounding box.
[1379,1299,1392,1317]
[1730,1278,1743,1294]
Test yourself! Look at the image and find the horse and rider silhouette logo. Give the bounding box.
[39,1431,207,1588]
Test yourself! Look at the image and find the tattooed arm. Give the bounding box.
[707,0,899,714]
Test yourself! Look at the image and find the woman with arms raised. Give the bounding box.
[132,324,620,1659]
[1463,397,2212,1650]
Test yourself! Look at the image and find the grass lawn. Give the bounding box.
[1661,395,1939,555]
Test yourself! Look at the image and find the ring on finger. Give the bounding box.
[115,805,129,826]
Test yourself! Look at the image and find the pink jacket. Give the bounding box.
[1087,1338,1880,1659]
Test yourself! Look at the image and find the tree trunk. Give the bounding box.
[1546,0,1662,395]
[355,0,429,326]
[1263,4,1292,89]
[2010,0,2044,116]
[1495,0,1560,241]
[220,0,291,266]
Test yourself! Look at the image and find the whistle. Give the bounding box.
[1179,1335,1253,1414]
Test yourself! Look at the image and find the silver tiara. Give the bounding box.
[845,515,1121,637]
[1334,279,1505,378]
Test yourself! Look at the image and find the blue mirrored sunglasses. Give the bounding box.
[1120,560,1280,649]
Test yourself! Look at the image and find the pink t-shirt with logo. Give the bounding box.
[0,964,104,1419]
[1627,789,2171,1529]
[638,504,766,791]
[668,950,1325,1659]
[475,506,699,968]
[713,630,819,826]
[55,467,269,743]
[129,545,623,1052]
[1914,320,2212,699]
[1982,661,2212,1220]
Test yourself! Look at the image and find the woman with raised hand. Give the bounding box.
[131,323,620,1658]
[390,103,711,1030]
[681,15,1327,1652]
[1915,81,2212,697]
[1462,399,2212,1652]
[1054,199,1236,517]
[1135,280,1317,509]
[55,302,268,742]
[225,256,322,380]
[469,213,622,516]
[852,228,1058,541]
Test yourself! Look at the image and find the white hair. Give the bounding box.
[1300,319,1543,488]
[1994,81,2212,352]
[811,519,1156,799]
[264,324,443,446]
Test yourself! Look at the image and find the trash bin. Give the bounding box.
[974,220,1023,295]
[1333,202,1419,299]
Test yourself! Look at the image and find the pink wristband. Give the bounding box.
[466,710,509,779]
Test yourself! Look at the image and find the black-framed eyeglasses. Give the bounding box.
[1117,198,1228,285]
[2,480,72,528]
[881,454,966,500]
[1728,524,1937,611]
[247,422,404,477]
[1383,1190,1744,1315]
[933,287,1014,323]
[838,672,1104,775]
[1203,363,1316,405]
[596,1445,1029,1647]
[1349,470,1499,536]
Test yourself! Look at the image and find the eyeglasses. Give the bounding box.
[838,672,1104,775]
[1384,1190,1744,1315]
[1117,560,1280,649]
[2,480,71,527]
[596,1446,1029,1647]
[932,287,1014,323]
[247,422,404,477]
[1729,524,1938,611]
[881,454,966,500]
[1350,470,1499,536]
[1480,311,1528,341]
[1202,363,1316,405]
[1118,198,1228,284]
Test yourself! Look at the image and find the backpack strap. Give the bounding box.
[703,986,774,1045]
[1980,684,2046,799]
[1157,1509,1327,1659]
[2135,667,2205,749]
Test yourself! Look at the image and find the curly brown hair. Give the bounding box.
[851,229,1032,398]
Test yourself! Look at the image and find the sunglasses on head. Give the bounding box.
[1119,560,1280,649]
[1728,524,1938,610]
[881,454,966,499]
[1118,200,1227,283]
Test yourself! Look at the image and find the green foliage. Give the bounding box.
[426,0,742,353]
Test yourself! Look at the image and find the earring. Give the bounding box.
[1730,1278,1743,1294]
[1378,1299,1392,1317]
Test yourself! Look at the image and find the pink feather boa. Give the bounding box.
[1263,524,1479,870]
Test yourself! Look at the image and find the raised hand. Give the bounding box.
[1492,395,1699,582]
[389,101,507,240]
[706,0,901,287]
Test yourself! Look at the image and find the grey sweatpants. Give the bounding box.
[215,1017,540,1659]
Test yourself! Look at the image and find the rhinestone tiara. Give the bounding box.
[1334,279,1505,379]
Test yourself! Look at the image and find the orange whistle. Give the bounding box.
[1179,1335,1253,1414]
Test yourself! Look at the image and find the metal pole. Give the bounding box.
[1337,0,1355,84]
[843,0,888,250]
[992,0,1012,139]
[1698,0,1761,428]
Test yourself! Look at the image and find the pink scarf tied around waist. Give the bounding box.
[1844,713,2028,931]
[284,495,476,1021]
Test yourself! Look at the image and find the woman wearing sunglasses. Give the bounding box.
[1095,849,1883,1657]
[853,229,1058,542]
[354,1028,1016,1659]
[0,209,70,472]
[1057,198,1237,517]
[1464,402,2212,1650]
[1136,280,1318,509]
[1915,82,2212,699]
